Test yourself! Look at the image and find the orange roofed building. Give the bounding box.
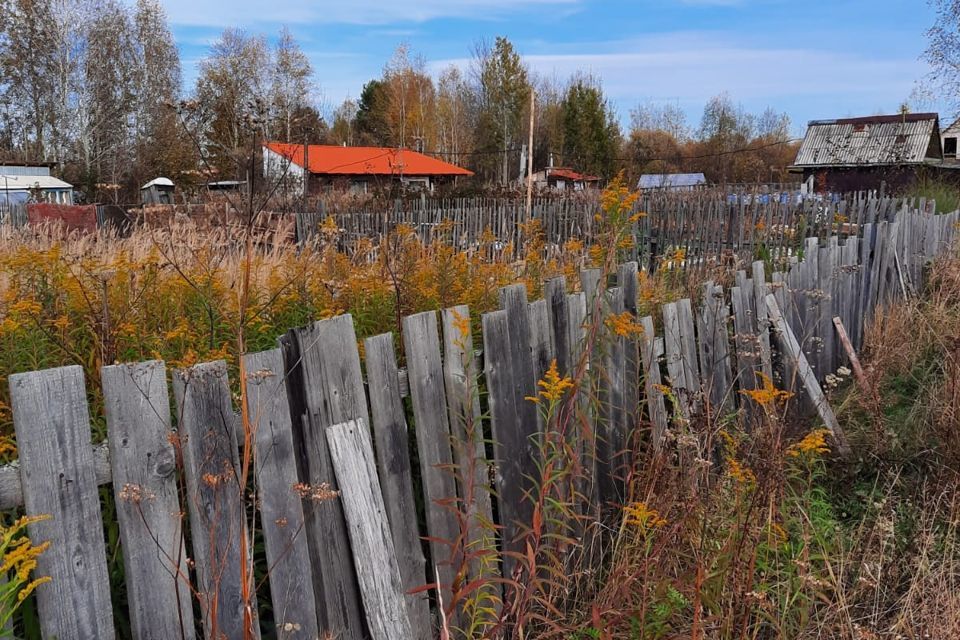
[263,141,473,193]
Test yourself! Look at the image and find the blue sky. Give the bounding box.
[164,0,943,136]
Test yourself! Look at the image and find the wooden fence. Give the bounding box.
[297,192,933,269]
[2,203,957,639]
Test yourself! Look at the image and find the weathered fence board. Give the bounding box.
[10,366,115,640]
[440,307,497,590]
[281,316,368,637]
[363,333,432,639]
[172,361,259,640]
[402,311,462,622]
[242,349,320,640]
[482,309,532,580]
[102,361,195,640]
[327,419,414,640]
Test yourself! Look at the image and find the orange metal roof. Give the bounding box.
[265,142,473,177]
[548,167,599,182]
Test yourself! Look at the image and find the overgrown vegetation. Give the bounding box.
[1,178,959,639]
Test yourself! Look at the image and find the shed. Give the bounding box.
[638,173,707,191]
[789,113,959,192]
[533,167,600,191]
[0,164,73,205]
[140,177,174,205]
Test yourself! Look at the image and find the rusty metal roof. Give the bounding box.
[793,113,942,168]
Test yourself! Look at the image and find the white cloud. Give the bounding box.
[163,0,579,27]
[431,32,926,124]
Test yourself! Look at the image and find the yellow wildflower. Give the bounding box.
[606,311,644,338]
[787,429,831,458]
[623,502,667,531]
[740,372,793,408]
[727,457,756,485]
[526,360,574,405]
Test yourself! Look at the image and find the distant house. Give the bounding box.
[0,163,73,205]
[942,117,960,161]
[141,177,174,205]
[263,142,473,193]
[532,167,600,191]
[789,113,959,192]
[637,173,707,191]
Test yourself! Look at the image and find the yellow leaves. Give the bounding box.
[727,457,756,486]
[0,513,51,614]
[526,360,574,405]
[606,311,644,338]
[623,502,667,531]
[8,299,40,316]
[163,317,190,342]
[740,372,793,409]
[787,429,831,459]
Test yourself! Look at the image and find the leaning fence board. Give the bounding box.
[327,420,414,640]
[283,316,368,637]
[440,307,497,590]
[172,361,260,640]
[363,333,431,639]
[102,361,195,640]
[10,366,115,640]
[764,295,850,456]
[242,349,320,640]
[402,311,462,620]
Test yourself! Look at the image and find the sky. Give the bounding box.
[164,0,944,136]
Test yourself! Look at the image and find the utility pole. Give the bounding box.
[302,135,309,214]
[525,89,535,222]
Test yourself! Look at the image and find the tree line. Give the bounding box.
[0,1,799,202]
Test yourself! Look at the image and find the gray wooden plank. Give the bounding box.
[282,315,368,638]
[439,307,499,599]
[363,333,431,639]
[662,301,689,416]
[401,311,462,623]
[172,361,260,640]
[817,240,838,376]
[731,285,760,395]
[676,298,702,413]
[327,420,415,640]
[9,365,115,640]
[697,283,728,415]
[765,295,850,456]
[242,349,321,640]
[640,316,669,448]
[600,287,626,505]
[544,277,571,376]
[499,284,541,436]
[481,309,533,581]
[528,298,556,386]
[617,262,641,439]
[0,441,108,510]
[102,361,195,640]
[751,261,774,380]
